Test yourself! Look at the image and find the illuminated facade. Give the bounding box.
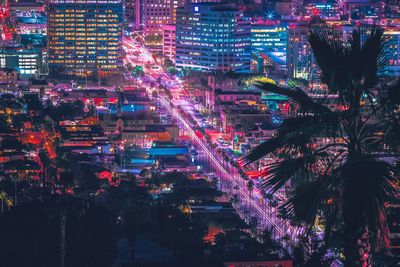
[287,24,349,79]
[338,0,382,20]
[304,3,341,20]
[382,28,400,76]
[176,3,251,73]
[287,24,313,79]
[0,47,42,76]
[250,22,287,73]
[138,0,178,34]
[47,0,123,76]
[275,0,303,16]
[13,11,47,47]
[343,25,400,76]
[251,22,287,54]
[162,24,176,61]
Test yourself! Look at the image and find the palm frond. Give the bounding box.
[244,132,312,164]
[261,157,312,193]
[244,111,346,165]
[308,26,384,102]
[277,112,345,137]
[278,180,328,226]
[308,26,348,94]
[381,80,400,107]
[254,82,332,114]
[385,119,400,153]
[260,149,332,193]
[358,27,385,87]
[339,158,398,249]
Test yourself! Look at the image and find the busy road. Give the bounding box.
[122,34,300,248]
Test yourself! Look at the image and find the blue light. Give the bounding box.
[194,6,199,12]
[266,11,275,20]
[272,115,283,125]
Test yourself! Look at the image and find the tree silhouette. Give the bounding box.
[245,26,400,266]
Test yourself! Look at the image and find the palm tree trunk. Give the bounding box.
[14,179,17,206]
[60,209,66,267]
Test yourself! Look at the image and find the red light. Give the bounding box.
[312,8,320,16]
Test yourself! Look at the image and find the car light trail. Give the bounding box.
[123,34,301,249]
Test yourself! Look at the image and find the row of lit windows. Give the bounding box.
[50,37,119,41]
[51,23,120,28]
[53,9,119,12]
[51,32,120,37]
[50,58,120,64]
[51,31,120,36]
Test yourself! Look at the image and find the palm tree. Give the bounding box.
[247,180,254,212]
[38,149,51,183]
[244,26,399,266]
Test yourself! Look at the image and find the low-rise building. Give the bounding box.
[215,89,262,104]
[0,68,19,89]
[0,46,42,76]
[121,125,172,147]
[220,105,271,133]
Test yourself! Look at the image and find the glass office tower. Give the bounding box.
[47,0,123,76]
[176,3,251,73]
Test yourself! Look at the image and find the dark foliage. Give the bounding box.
[245,26,400,266]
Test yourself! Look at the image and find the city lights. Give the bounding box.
[0,0,398,266]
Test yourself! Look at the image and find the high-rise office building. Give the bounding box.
[287,24,313,79]
[250,21,287,73]
[136,0,178,35]
[287,23,334,79]
[382,27,400,76]
[275,0,304,17]
[162,24,176,61]
[338,0,382,20]
[175,3,251,73]
[251,22,287,55]
[47,0,123,76]
[304,3,341,20]
[125,0,139,30]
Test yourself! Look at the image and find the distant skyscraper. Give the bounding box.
[175,3,251,72]
[162,24,176,62]
[138,0,178,35]
[337,0,382,20]
[304,3,341,20]
[287,24,313,79]
[287,24,345,80]
[382,28,400,76]
[47,0,123,76]
[125,0,140,30]
[251,22,287,55]
[250,21,287,73]
[275,0,303,17]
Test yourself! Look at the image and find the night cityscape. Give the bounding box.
[0,0,399,266]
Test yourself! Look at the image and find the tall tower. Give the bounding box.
[287,24,312,79]
[47,0,123,77]
[175,3,251,73]
[139,0,177,35]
